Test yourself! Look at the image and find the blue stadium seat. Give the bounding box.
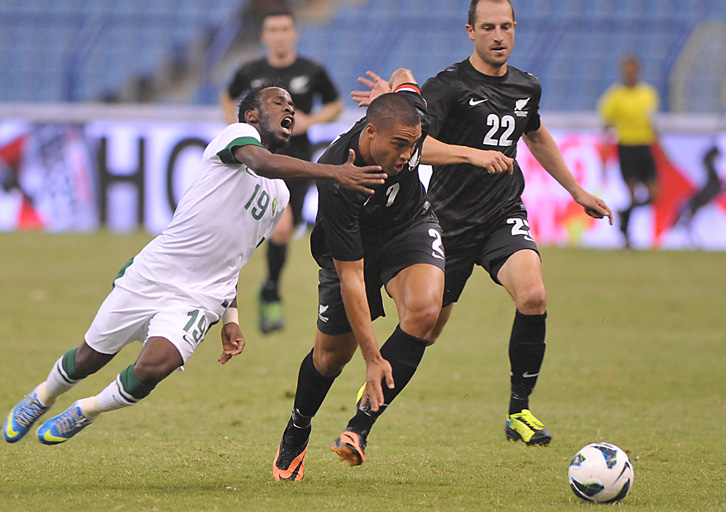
[0,0,241,102]
[1,0,725,110]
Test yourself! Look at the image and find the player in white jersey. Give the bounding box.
[4,85,386,446]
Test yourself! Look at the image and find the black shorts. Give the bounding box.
[617,145,657,184]
[443,213,540,307]
[317,218,446,335]
[284,178,312,227]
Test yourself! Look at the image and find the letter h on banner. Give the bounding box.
[96,137,145,229]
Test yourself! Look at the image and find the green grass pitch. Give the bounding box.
[1,231,724,511]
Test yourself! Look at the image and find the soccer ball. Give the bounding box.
[568,442,634,503]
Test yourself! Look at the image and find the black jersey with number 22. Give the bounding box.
[422,59,542,242]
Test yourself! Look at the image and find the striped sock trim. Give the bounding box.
[54,359,79,386]
[60,347,83,381]
[114,375,139,405]
[118,365,155,402]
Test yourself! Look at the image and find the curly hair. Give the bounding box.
[236,83,279,123]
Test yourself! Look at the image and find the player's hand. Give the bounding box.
[574,190,613,225]
[219,322,246,364]
[351,71,390,107]
[335,149,387,194]
[362,355,394,413]
[469,149,514,174]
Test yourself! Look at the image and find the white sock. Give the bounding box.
[96,375,139,413]
[33,382,57,407]
[44,356,81,399]
[79,396,102,420]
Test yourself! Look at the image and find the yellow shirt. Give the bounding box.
[598,83,659,145]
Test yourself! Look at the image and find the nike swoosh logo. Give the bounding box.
[274,446,306,481]
[469,98,488,106]
[278,458,303,480]
[5,414,20,439]
[40,430,69,444]
[522,371,539,378]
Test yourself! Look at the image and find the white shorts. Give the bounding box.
[85,266,221,363]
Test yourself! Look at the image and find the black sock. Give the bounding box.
[283,409,313,448]
[618,206,632,236]
[292,349,338,419]
[508,310,547,415]
[346,325,428,436]
[262,241,287,301]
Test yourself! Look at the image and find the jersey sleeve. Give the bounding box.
[315,133,368,261]
[523,74,542,134]
[226,67,252,100]
[597,85,617,122]
[210,124,264,165]
[421,73,458,139]
[647,84,660,112]
[317,181,364,261]
[314,64,341,105]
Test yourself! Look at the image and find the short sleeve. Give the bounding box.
[421,74,457,139]
[524,75,542,134]
[209,124,263,165]
[315,65,340,105]
[317,182,364,261]
[227,67,252,100]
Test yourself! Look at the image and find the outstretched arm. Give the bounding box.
[234,145,386,195]
[422,135,514,174]
[334,258,394,412]
[523,123,613,223]
[351,69,419,107]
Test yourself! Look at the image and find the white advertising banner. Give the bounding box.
[1,117,724,250]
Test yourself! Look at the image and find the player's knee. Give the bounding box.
[516,285,547,315]
[400,303,441,339]
[314,349,352,377]
[74,343,114,377]
[132,358,178,386]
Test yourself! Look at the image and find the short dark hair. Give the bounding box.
[467,0,515,26]
[261,8,296,25]
[621,54,641,68]
[237,83,278,123]
[366,93,420,132]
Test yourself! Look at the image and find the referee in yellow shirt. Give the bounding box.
[598,55,660,248]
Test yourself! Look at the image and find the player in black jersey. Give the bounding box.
[220,8,343,334]
[273,70,447,481]
[420,0,613,446]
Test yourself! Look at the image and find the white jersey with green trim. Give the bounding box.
[132,122,290,313]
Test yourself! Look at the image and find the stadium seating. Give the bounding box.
[1,0,724,112]
[0,0,242,103]
[293,0,726,112]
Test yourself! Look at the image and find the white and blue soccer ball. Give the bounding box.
[568,442,634,503]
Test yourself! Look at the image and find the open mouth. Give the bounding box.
[281,115,294,135]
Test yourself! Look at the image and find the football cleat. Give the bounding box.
[258,292,285,334]
[505,409,552,446]
[37,401,93,445]
[331,428,367,467]
[273,419,310,481]
[4,391,50,443]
